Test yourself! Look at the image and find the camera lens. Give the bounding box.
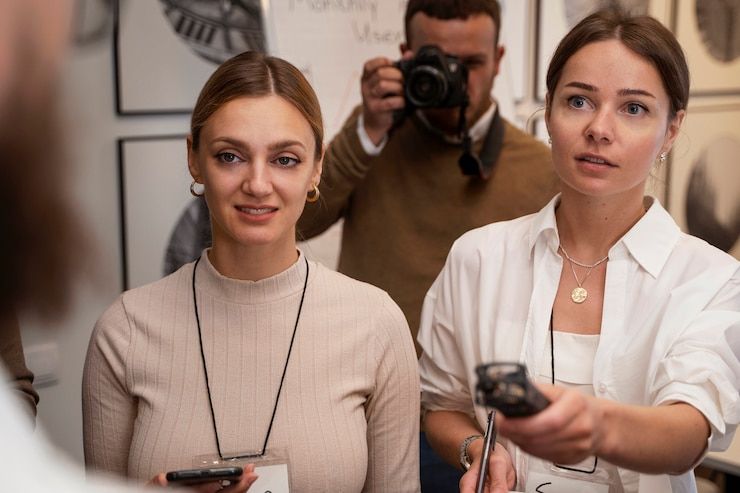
[406,66,448,108]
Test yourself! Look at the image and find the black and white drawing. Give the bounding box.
[668,105,740,260]
[676,0,740,95]
[536,0,666,100]
[114,0,266,114]
[118,135,193,289]
[684,137,740,257]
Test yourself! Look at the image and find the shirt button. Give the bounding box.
[598,383,607,394]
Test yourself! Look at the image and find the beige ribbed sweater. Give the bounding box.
[83,251,420,492]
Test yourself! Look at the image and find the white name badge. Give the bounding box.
[525,471,609,493]
[250,463,290,493]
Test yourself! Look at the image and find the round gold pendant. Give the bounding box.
[571,287,587,303]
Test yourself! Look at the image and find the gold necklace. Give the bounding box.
[559,245,609,304]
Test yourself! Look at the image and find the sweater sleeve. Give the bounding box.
[82,297,137,478]
[0,311,38,420]
[363,293,420,493]
[297,106,376,239]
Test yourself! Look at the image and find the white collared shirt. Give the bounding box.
[418,195,740,492]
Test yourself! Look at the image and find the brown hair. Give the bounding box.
[546,8,689,120]
[405,0,501,47]
[0,43,83,317]
[190,51,323,160]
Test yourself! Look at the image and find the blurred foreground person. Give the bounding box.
[0,1,257,491]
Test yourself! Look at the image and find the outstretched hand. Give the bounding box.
[497,384,605,466]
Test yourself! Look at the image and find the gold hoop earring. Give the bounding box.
[190,181,204,197]
[306,183,320,203]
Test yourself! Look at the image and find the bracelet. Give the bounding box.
[459,434,483,471]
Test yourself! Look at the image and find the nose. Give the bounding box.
[241,161,272,197]
[584,107,614,144]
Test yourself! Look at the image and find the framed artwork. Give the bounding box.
[535,0,672,101]
[668,104,740,259]
[118,135,212,290]
[674,0,740,96]
[114,0,266,115]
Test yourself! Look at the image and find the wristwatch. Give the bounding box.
[459,434,483,471]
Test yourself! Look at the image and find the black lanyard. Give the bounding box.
[191,255,309,460]
[549,310,598,474]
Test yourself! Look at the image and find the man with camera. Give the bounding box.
[298,1,556,487]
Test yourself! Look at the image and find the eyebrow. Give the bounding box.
[211,137,307,152]
[563,81,656,99]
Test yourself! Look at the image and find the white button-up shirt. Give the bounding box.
[418,195,740,492]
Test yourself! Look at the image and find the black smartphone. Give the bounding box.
[475,362,550,417]
[165,466,242,486]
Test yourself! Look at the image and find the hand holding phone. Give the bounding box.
[165,466,243,486]
[475,362,550,417]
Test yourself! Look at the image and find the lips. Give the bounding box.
[236,205,278,215]
[576,153,616,167]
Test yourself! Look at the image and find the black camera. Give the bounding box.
[475,362,550,417]
[396,45,468,110]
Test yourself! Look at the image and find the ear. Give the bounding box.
[187,135,201,182]
[544,93,552,136]
[661,109,685,155]
[400,41,408,55]
[311,145,325,188]
[492,44,505,78]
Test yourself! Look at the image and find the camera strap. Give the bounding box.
[458,106,504,180]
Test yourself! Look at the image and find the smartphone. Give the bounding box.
[165,466,242,486]
[475,362,550,417]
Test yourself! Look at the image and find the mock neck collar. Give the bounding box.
[194,248,310,305]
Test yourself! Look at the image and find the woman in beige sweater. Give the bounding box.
[83,52,420,492]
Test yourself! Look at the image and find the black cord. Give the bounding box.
[549,310,598,474]
[192,255,309,460]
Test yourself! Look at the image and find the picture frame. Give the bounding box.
[118,134,205,290]
[113,0,267,115]
[674,0,740,96]
[535,0,673,101]
[667,103,740,258]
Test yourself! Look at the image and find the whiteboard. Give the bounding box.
[263,0,530,139]
[264,1,406,138]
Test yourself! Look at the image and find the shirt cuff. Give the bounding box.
[357,113,387,155]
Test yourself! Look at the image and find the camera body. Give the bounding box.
[396,45,468,111]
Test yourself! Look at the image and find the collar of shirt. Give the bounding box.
[415,99,497,144]
[527,194,681,278]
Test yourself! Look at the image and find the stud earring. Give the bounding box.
[659,152,667,163]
